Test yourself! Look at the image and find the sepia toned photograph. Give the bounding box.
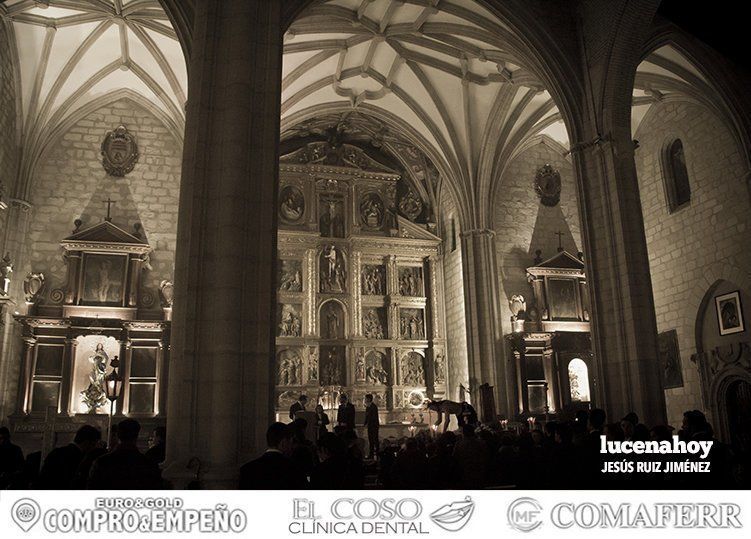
[0,1,749,526]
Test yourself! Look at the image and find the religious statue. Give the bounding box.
[322,302,343,339]
[361,265,385,295]
[398,189,423,221]
[400,309,425,339]
[363,309,385,339]
[402,352,425,386]
[80,343,109,413]
[509,294,526,322]
[355,351,366,381]
[321,348,343,385]
[319,198,344,238]
[307,347,318,381]
[279,185,305,223]
[277,349,302,386]
[278,305,302,337]
[366,352,388,385]
[278,260,303,292]
[320,246,346,292]
[399,268,422,296]
[434,353,446,384]
[360,193,385,229]
[1,252,13,295]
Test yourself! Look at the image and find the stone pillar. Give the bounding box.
[572,133,666,426]
[164,0,284,488]
[459,229,509,418]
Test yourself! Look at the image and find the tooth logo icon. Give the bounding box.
[12,498,41,532]
[430,496,475,532]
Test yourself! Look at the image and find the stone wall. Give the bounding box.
[635,100,751,427]
[439,187,469,401]
[25,98,182,304]
[492,139,581,335]
[0,21,17,237]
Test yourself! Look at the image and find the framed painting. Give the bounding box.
[715,291,745,336]
[80,253,128,306]
[547,278,579,320]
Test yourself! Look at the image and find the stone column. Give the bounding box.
[164,0,284,488]
[572,133,666,426]
[459,229,510,418]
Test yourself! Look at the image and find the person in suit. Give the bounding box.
[145,427,166,465]
[239,422,307,489]
[315,404,330,439]
[363,394,379,460]
[37,425,101,489]
[336,394,355,431]
[87,419,162,489]
[289,395,308,421]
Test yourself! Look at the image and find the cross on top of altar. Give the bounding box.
[102,197,116,222]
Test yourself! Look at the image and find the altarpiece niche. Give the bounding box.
[275,140,448,424]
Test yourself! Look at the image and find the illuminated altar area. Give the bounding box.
[275,140,448,426]
[9,216,170,449]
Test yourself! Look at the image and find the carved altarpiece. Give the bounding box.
[276,142,448,422]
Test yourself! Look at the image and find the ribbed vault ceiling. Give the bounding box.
[633,44,716,135]
[283,0,570,226]
[1,0,187,196]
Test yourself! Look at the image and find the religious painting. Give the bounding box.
[319,346,346,386]
[320,300,345,339]
[319,245,347,293]
[398,267,423,296]
[401,351,426,386]
[80,253,127,306]
[547,278,579,320]
[319,194,345,238]
[278,259,303,292]
[359,192,385,229]
[399,308,425,340]
[277,304,302,337]
[361,264,386,295]
[365,350,389,385]
[716,291,745,336]
[362,307,387,339]
[277,348,303,386]
[279,185,305,224]
[658,330,683,389]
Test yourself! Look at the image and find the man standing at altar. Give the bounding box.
[337,393,356,431]
[364,394,380,460]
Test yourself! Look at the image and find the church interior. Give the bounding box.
[0,0,749,488]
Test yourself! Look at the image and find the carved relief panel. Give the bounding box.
[361,264,386,295]
[277,304,303,337]
[319,246,347,293]
[398,266,424,296]
[401,351,426,386]
[362,307,387,339]
[399,308,426,340]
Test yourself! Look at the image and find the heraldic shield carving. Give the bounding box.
[534,163,561,207]
[101,125,139,177]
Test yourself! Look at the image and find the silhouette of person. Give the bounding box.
[0,426,24,489]
[145,426,166,465]
[336,394,356,431]
[87,419,162,489]
[364,394,380,460]
[37,425,101,489]
[239,422,307,489]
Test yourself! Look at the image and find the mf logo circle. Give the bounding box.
[507,497,543,532]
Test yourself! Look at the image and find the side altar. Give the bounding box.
[506,249,594,419]
[9,215,171,453]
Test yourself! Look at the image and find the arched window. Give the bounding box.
[663,139,691,212]
[568,358,591,402]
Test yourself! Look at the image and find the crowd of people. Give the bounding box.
[240,405,747,489]
[1,403,747,489]
[0,422,166,489]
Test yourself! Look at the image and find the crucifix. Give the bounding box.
[555,230,564,252]
[102,197,116,222]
